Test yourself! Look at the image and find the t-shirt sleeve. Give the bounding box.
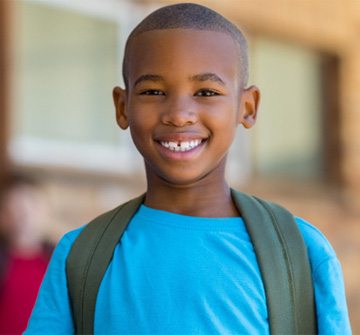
[24,229,82,334]
[313,256,352,334]
[296,217,352,334]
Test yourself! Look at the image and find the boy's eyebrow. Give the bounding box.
[134,74,164,87]
[190,73,226,86]
[133,73,226,87]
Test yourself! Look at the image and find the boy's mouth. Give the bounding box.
[159,139,203,152]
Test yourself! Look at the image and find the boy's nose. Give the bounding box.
[161,96,198,127]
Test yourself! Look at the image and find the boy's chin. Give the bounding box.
[147,167,223,189]
[145,156,228,189]
[155,173,206,188]
[162,177,206,188]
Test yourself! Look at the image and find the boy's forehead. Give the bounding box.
[125,28,240,81]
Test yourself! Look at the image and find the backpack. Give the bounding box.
[66,189,317,334]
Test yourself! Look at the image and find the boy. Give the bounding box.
[25,3,351,334]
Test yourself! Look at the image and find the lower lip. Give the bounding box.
[155,141,206,161]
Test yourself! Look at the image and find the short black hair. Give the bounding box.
[122,3,249,88]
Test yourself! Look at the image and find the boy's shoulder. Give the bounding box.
[296,216,332,242]
[294,217,337,269]
[56,226,84,258]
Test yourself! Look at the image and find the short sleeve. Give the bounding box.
[313,257,352,334]
[296,217,352,334]
[24,228,82,334]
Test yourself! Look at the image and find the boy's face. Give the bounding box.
[114,29,259,186]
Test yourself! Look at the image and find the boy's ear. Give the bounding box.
[113,86,129,130]
[238,85,260,129]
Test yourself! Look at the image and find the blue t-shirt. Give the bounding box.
[25,205,351,334]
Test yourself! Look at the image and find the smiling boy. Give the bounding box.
[114,27,258,216]
[25,3,351,334]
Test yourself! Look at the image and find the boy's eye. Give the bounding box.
[195,89,220,97]
[139,89,165,96]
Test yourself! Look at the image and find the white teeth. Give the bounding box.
[160,139,202,152]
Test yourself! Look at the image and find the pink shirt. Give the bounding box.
[0,252,49,334]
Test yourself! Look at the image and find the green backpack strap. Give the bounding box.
[231,189,317,334]
[66,194,145,335]
[67,190,316,334]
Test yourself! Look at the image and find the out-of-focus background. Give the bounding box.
[0,0,359,332]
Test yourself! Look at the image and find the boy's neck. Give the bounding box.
[144,179,240,218]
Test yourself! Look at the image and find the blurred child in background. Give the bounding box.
[0,173,52,334]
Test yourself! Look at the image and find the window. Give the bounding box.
[227,37,325,184]
[10,0,145,174]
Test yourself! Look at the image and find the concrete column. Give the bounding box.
[340,47,360,209]
[0,0,11,183]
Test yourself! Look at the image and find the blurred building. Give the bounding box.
[0,0,359,330]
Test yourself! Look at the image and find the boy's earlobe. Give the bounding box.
[113,86,129,130]
[239,85,260,129]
